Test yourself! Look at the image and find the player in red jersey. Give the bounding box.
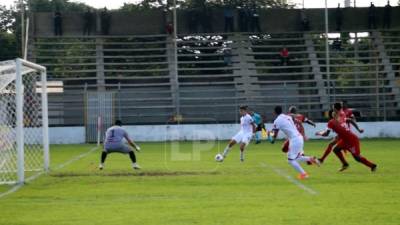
[281,106,316,153]
[318,102,364,163]
[316,109,377,172]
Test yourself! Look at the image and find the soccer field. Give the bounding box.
[0,139,399,225]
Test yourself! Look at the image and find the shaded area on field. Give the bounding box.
[50,170,220,177]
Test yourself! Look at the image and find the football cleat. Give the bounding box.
[297,173,309,180]
[132,163,141,170]
[338,164,349,172]
[310,157,321,167]
[371,164,377,172]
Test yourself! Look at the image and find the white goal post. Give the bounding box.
[0,58,49,185]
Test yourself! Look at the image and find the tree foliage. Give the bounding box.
[28,0,92,12]
[0,5,18,60]
[119,0,293,11]
[0,32,18,61]
[0,5,17,33]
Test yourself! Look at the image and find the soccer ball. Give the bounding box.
[215,153,224,162]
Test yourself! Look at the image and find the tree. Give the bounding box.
[119,0,293,11]
[0,32,18,61]
[0,5,16,33]
[0,5,18,60]
[28,0,91,12]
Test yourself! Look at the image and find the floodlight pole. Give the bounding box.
[173,0,177,38]
[24,18,29,60]
[173,0,180,116]
[20,0,25,58]
[324,0,331,106]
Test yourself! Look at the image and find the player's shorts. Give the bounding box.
[287,135,304,160]
[336,138,360,155]
[232,131,253,145]
[282,133,306,153]
[256,123,265,132]
[104,142,132,154]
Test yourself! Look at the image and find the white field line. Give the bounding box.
[260,162,318,195]
[53,146,99,170]
[0,146,99,199]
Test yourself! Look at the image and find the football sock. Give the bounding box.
[101,152,107,164]
[129,151,137,163]
[297,155,312,163]
[334,149,349,166]
[289,160,306,174]
[320,144,333,162]
[255,131,261,141]
[358,156,375,168]
[223,146,231,157]
[240,150,244,161]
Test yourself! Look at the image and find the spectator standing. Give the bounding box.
[383,1,392,29]
[187,8,200,33]
[238,5,249,32]
[166,23,173,35]
[335,4,343,31]
[83,8,94,35]
[368,2,377,29]
[201,5,213,33]
[187,9,198,33]
[101,7,111,35]
[224,5,234,32]
[54,11,62,36]
[300,9,310,31]
[250,4,261,33]
[280,47,290,66]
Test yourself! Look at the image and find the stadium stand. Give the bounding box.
[31,30,400,126]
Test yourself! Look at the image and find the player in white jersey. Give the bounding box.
[221,105,256,162]
[100,120,141,170]
[270,106,320,180]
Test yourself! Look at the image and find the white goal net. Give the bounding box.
[0,59,49,184]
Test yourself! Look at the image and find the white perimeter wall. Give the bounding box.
[49,122,400,144]
[49,127,85,144]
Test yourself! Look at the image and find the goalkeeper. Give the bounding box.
[99,120,141,170]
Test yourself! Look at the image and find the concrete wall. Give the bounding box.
[33,10,166,36]
[49,127,86,144]
[48,122,400,144]
[32,7,400,36]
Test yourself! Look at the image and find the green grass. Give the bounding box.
[0,139,399,225]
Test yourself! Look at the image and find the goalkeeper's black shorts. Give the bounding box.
[256,123,265,132]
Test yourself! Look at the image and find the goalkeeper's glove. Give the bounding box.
[135,145,141,152]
